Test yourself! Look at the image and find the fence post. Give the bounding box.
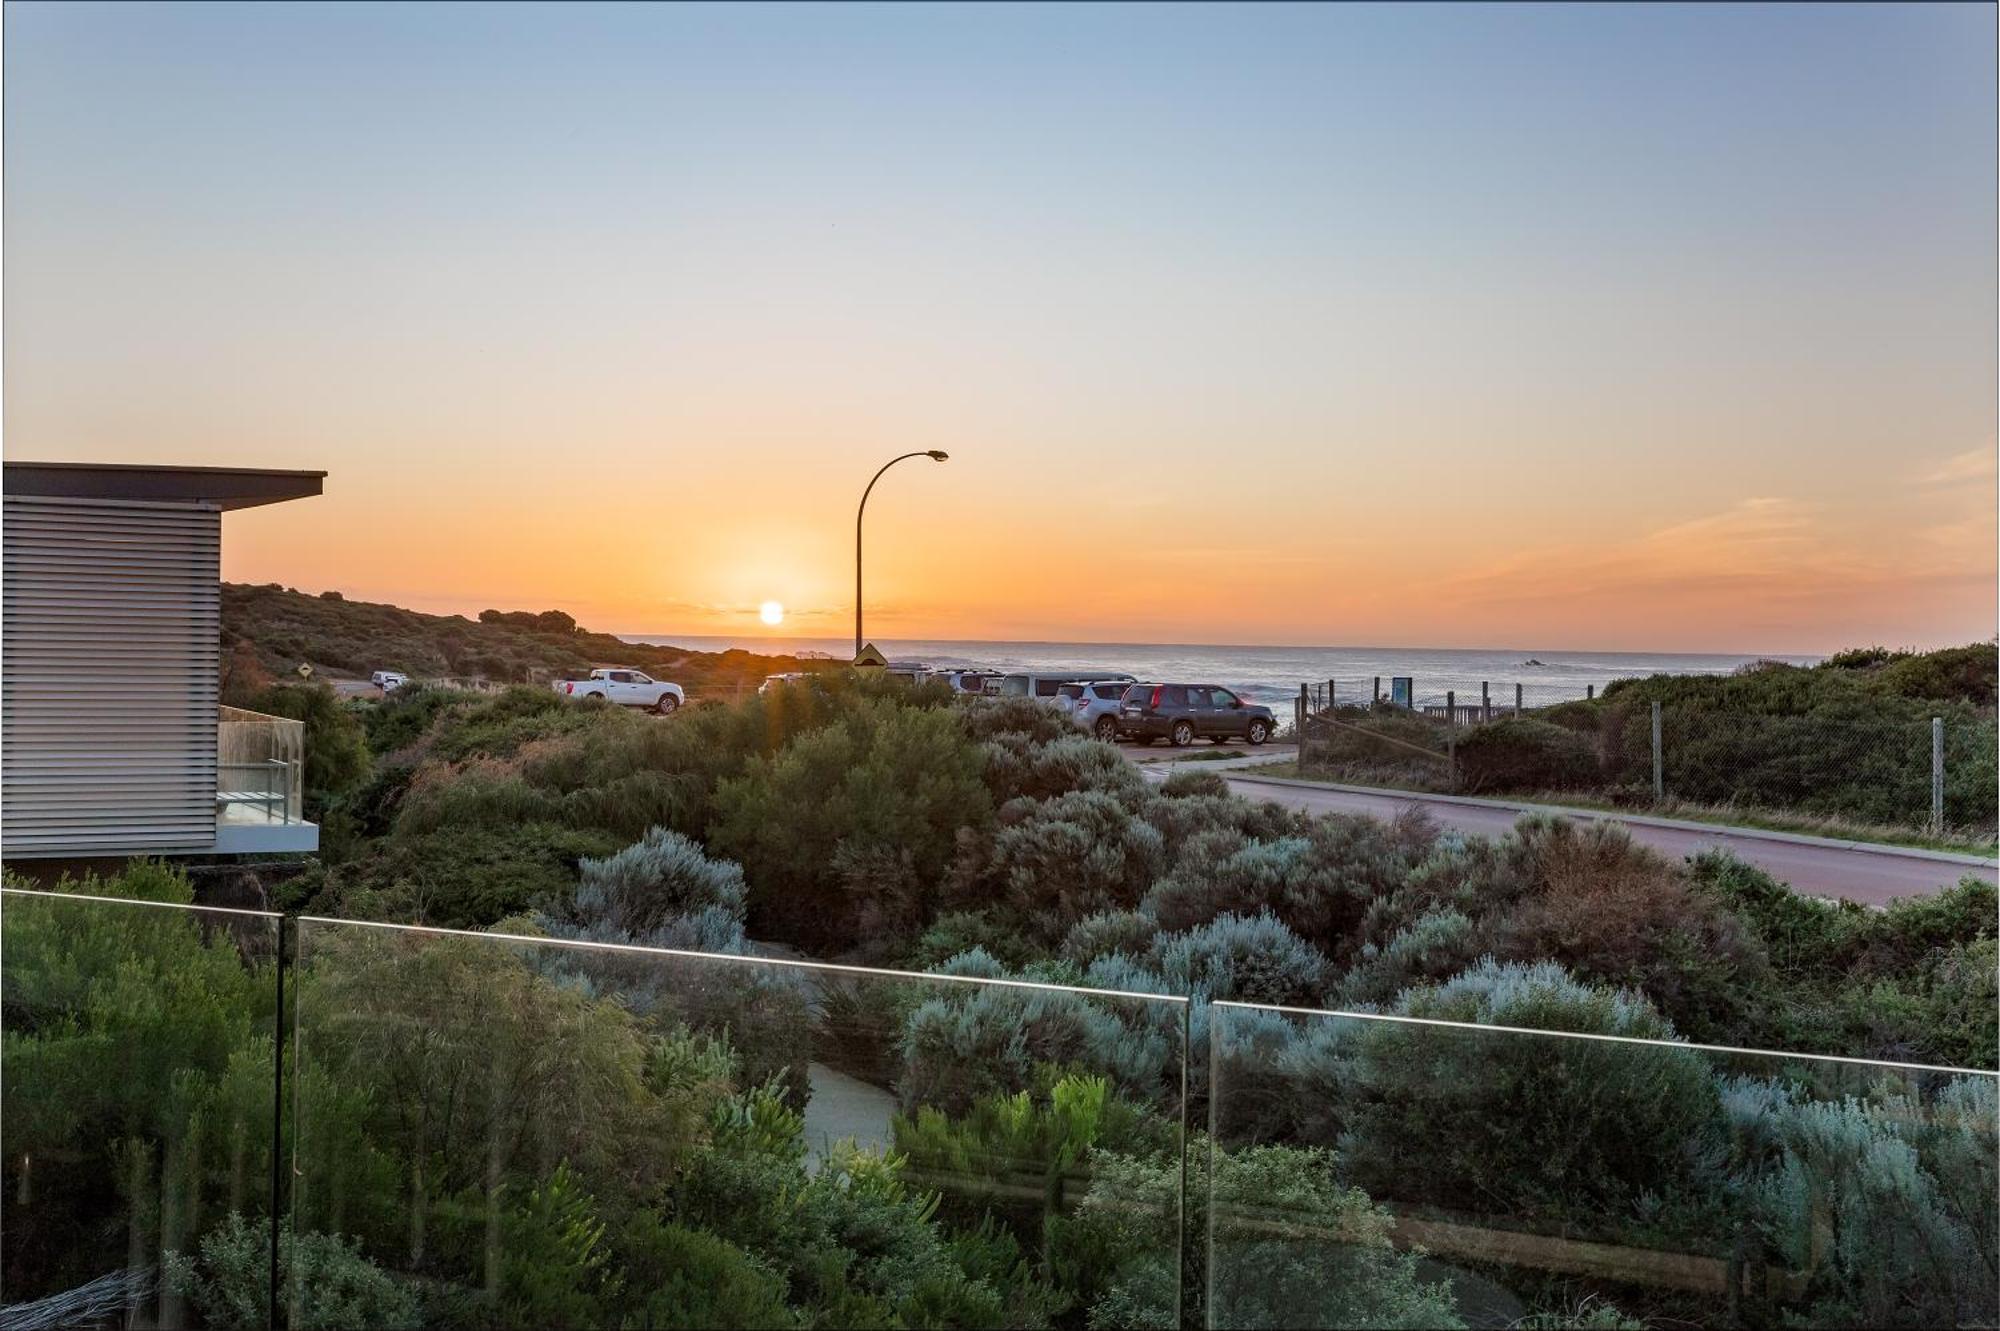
[1373,675,1381,703]
[1447,730,1457,790]
[1932,716,1944,834]
[1514,682,1523,715]
[1446,689,1455,728]
[1294,692,1304,741]
[1327,679,1336,710]
[1650,700,1664,801]
[1481,681,1491,723]
[1587,684,1595,701]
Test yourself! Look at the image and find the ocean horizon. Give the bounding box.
[623,634,1822,708]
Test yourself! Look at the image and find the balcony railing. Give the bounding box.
[216,705,304,826]
[2,887,1994,1330]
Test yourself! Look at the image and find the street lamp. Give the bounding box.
[856,450,949,660]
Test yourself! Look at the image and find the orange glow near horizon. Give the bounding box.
[188,439,1997,655]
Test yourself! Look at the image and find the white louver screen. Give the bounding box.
[3,496,221,856]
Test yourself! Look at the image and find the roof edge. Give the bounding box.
[4,461,326,511]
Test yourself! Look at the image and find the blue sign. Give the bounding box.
[1390,676,1414,708]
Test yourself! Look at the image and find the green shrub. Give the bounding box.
[1073,1142,1463,1331]
[1453,717,1600,793]
[1159,768,1230,799]
[982,732,1145,804]
[712,699,990,950]
[612,1214,797,1329]
[166,1214,420,1331]
[974,792,1166,945]
[1149,912,1330,1009]
[1339,960,1725,1219]
[1060,911,1160,967]
[3,866,277,1298]
[1724,1073,1997,1327]
[570,826,748,937]
[499,1163,622,1330]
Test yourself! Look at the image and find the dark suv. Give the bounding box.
[1118,683,1275,747]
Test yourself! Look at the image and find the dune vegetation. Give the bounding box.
[8,671,1994,1328]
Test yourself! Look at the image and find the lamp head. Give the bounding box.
[927,450,949,461]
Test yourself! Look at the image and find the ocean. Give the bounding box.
[624,636,1820,709]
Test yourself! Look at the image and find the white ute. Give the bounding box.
[554,668,684,714]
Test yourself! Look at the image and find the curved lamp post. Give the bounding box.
[856,450,949,660]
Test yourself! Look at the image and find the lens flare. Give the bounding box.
[759,601,785,626]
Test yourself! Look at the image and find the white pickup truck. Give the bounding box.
[553,668,684,714]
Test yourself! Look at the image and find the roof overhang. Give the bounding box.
[3,461,325,511]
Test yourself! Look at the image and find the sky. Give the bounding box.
[5,1,1994,654]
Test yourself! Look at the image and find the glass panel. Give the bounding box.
[218,705,305,825]
[291,919,1189,1328]
[1206,1000,2000,1330]
[1,887,283,1329]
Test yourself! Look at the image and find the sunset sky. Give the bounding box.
[6,2,1994,653]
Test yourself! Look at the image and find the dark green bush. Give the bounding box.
[1160,768,1230,799]
[1453,717,1600,793]
[712,698,990,951]
[1339,960,1725,1219]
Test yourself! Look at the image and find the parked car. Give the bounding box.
[369,670,409,692]
[999,670,1136,707]
[939,669,1002,696]
[1118,683,1274,747]
[553,668,684,713]
[1063,680,1136,741]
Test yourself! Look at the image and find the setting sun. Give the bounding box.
[758,600,785,626]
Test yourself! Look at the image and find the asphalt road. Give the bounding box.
[1139,766,1996,907]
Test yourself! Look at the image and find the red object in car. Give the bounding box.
[1149,686,1163,708]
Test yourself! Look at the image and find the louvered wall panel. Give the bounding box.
[3,496,220,856]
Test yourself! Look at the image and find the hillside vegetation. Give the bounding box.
[221,581,823,694]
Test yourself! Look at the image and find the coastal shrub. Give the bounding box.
[1338,960,1725,1218]
[899,963,1177,1112]
[2,866,281,1301]
[1073,1142,1462,1331]
[1138,790,1302,852]
[1723,1074,1998,1327]
[1060,911,1160,967]
[1335,907,1477,1006]
[570,826,747,935]
[165,1215,420,1331]
[1149,912,1330,1009]
[1453,716,1600,793]
[1159,768,1230,799]
[711,699,990,950]
[1876,642,1998,706]
[288,928,706,1257]
[611,1214,796,1330]
[981,731,1145,804]
[978,791,1166,944]
[1690,854,1998,1065]
[907,910,1043,970]
[1473,820,1767,1043]
[322,819,623,927]
[1144,812,1426,954]
[672,1105,1021,1329]
[959,695,1077,747]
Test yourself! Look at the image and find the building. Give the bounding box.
[2,460,326,860]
